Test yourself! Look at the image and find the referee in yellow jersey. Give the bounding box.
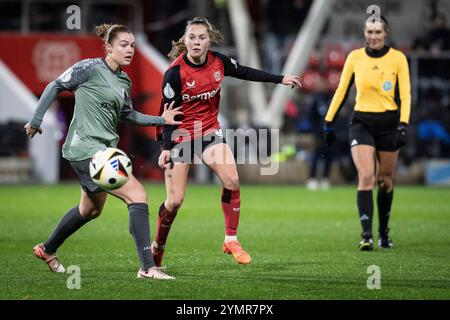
[324,16,411,251]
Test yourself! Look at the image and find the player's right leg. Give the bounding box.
[351,145,376,251]
[153,162,190,267]
[110,174,175,279]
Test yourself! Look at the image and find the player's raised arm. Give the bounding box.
[213,51,301,88]
[24,81,64,138]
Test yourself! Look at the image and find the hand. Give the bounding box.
[158,150,173,170]
[161,101,183,125]
[395,122,408,149]
[282,75,302,89]
[24,122,42,138]
[323,122,335,147]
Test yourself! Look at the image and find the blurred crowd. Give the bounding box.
[251,1,450,172]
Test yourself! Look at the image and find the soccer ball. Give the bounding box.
[89,147,133,190]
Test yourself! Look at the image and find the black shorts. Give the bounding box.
[70,159,104,194]
[349,111,399,151]
[170,129,226,163]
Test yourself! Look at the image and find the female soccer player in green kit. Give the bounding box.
[25,24,182,280]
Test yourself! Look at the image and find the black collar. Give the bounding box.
[183,52,208,68]
[102,58,121,74]
[365,45,390,58]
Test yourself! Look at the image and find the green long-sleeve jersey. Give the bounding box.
[30,58,165,161]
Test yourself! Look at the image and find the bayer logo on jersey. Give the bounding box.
[89,147,133,190]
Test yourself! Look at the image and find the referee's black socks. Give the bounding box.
[377,189,393,234]
[357,190,373,237]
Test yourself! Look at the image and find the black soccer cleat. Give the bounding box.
[378,229,393,249]
[359,233,374,251]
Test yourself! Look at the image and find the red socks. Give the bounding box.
[156,188,240,244]
[221,188,241,236]
[155,203,178,246]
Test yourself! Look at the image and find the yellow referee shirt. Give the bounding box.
[325,46,411,124]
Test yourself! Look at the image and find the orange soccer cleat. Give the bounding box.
[33,243,65,273]
[223,240,252,265]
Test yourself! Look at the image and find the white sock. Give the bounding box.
[224,235,238,242]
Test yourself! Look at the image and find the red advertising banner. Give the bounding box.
[0,33,163,139]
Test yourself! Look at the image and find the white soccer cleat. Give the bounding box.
[320,179,330,190]
[137,266,175,280]
[306,179,319,191]
[33,243,65,273]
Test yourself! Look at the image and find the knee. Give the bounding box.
[358,171,375,188]
[79,206,103,220]
[166,194,184,211]
[377,174,393,192]
[222,175,240,190]
[124,187,147,205]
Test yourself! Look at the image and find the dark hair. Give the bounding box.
[168,17,224,61]
[95,23,131,44]
[365,15,389,33]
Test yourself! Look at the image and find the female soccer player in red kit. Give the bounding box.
[152,17,301,266]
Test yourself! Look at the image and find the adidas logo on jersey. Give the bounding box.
[372,65,379,70]
[351,139,359,146]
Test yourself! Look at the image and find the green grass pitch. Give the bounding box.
[0,183,449,300]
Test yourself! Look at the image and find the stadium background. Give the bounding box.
[0,0,449,301]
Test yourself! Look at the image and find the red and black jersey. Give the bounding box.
[159,50,283,150]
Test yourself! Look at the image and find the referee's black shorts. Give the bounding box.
[348,111,400,152]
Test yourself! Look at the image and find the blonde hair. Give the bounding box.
[168,17,224,61]
[95,23,131,44]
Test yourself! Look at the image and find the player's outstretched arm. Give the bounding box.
[121,101,183,126]
[161,101,183,125]
[24,122,42,138]
[25,80,65,138]
[281,75,302,89]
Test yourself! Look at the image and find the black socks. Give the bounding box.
[44,206,90,254]
[128,203,155,271]
[357,190,373,237]
[377,189,393,234]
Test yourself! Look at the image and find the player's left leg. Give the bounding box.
[376,150,399,248]
[202,142,251,265]
[110,174,175,279]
